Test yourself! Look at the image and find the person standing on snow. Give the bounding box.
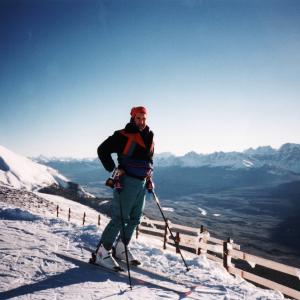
[93,106,154,271]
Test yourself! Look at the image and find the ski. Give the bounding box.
[83,246,196,289]
[117,260,227,296]
[56,252,191,294]
[92,258,190,294]
[116,259,196,288]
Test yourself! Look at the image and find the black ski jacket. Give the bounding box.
[97,121,154,179]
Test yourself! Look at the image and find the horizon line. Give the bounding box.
[26,142,299,160]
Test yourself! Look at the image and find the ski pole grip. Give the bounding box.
[146,177,154,193]
[105,168,118,189]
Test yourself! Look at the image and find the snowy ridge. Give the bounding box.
[0,145,94,199]
[154,143,300,172]
[154,150,261,169]
[32,155,96,163]
[0,186,288,299]
[0,145,69,191]
[32,143,300,173]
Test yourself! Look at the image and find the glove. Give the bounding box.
[114,168,125,192]
[146,176,154,193]
[105,168,124,190]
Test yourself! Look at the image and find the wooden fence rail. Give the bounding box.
[54,205,300,300]
[229,267,300,300]
[137,216,300,300]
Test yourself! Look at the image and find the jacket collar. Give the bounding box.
[124,121,150,134]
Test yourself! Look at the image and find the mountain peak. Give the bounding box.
[279,143,300,152]
[155,152,175,158]
[0,144,68,191]
[183,151,202,158]
[244,145,276,156]
[153,143,300,172]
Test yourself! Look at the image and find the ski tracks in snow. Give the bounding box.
[0,194,287,300]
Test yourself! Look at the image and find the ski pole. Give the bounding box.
[119,197,133,289]
[115,172,133,290]
[151,190,190,272]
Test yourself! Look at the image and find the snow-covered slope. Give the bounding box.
[0,145,69,191]
[0,186,287,299]
[0,145,95,199]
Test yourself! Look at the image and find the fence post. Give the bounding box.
[197,225,204,255]
[223,237,233,271]
[82,212,86,226]
[68,208,71,221]
[98,214,101,226]
[163,219,169,250]
[56,205,59,218]
[175,232,180,253]
[136,225,139,239]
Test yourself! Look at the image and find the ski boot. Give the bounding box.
[113,240,141,266]
[90,244,123,272]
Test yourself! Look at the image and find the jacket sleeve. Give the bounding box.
[149,131,154,165]
[97,132,119,172]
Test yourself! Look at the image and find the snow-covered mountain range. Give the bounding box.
[34,154,96,163]
[32,143,300,173]
[155,143,300,172]
[0,145,93,198]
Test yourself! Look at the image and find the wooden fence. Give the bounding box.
[55,205,300,300]
[55,205,101,226]
[137,216,300,300]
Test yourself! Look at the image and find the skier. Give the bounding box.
[94,106,154,271]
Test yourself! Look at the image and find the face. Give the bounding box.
[134,112,147,131]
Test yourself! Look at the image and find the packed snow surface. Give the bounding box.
[0,186,287,299]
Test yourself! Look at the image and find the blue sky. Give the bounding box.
[1,0,300,157]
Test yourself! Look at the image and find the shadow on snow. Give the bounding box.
[0,253,130,300]
[0,253,195,300]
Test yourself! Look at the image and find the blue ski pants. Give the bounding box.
[101,175,146,250]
